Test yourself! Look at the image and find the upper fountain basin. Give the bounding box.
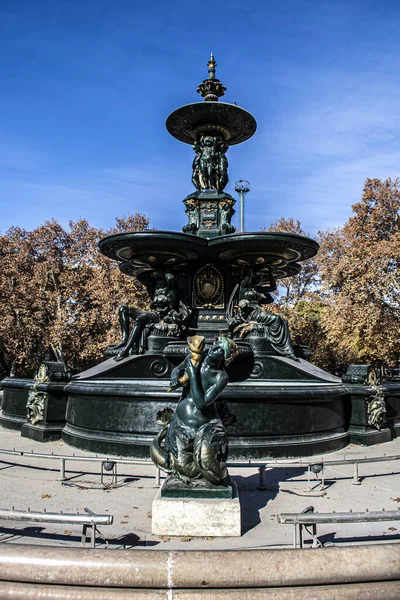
[99,230,319,279]
[166,102,257,146]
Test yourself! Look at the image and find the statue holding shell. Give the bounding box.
[150,335,238,486]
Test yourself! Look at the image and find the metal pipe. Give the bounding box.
[156,467,161,486]
[278,510,400,525]
[0,509,113,525]
[240,192,245,232]
[58,457,65,481]
[231,454,400,468]
[0,449,22,456]
[1,448,399,490]
[234,179,250,233]
[352,462,361,485]
[11,451,153,465]
[1,447,399,469]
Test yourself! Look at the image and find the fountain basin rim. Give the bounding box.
[99,230,319,252]
[98,230,319,271]
[166,101,257,145]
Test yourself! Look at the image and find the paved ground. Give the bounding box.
[0,427,399,550]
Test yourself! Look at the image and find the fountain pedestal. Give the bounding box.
[152,478,241,537]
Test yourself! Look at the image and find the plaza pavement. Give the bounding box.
[0,427,399,551]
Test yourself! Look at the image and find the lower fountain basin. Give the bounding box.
[61,355,351,459]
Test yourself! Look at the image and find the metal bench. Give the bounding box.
[0,506,113,548]
[278,509,400,548]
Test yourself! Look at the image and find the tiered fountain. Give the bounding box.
[1,56,352,458]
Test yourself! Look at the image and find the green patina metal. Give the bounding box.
[4,55,389,462]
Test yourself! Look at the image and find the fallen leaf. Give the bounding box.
[180,537,191,542]
[133,506,139,509]
[120,520,128,524]
[123,515,129,518]
[204,537,213,540]
[392,498,400,503]
[64,530,71,535]
[138,486,143,489]
[388,527,397,531]
[41,494,52,499]
[147,513,152,519]
[161,536,170,542]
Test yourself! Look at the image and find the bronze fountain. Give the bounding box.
[0,56,353,461]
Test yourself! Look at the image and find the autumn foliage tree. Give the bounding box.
[266,178,400,372]
[266,218,348,373]
[1,177,399,380]
[0,214,149,378]
[318,178,400,366]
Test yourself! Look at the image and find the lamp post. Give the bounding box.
[235,179,250,232]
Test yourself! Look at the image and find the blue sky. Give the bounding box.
[1,0,400,237]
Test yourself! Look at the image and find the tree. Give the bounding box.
[318,178,400,366]
[267,217,320,308]
[266,217,353,374]
[0,213,150,378]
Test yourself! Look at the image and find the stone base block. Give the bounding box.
[0,410,26,431]
[151,482,241,537]
[349,426,392,446]
[21,422,63,442]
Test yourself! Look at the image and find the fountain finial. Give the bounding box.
[208,53,216,79]
[197,53,226,102]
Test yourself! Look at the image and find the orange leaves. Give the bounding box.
[265,179,400,372]
[318,177,400,366]
[0,213,150,378]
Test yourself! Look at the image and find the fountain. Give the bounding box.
[0,55,353,458]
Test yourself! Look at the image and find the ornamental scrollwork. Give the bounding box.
[26,364,50,425]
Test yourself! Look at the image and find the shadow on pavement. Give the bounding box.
[0,525,160,548]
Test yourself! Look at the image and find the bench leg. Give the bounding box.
[312,523,319,548]
[81,524,88,547]
[299,524,303,549]
[90,524,96,549]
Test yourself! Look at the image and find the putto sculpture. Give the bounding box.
[192,135,229,192]
[150,335,238,486]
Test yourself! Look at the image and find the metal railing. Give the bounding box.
[244,453,400,492]
[0,506,113,548]
[0,447,161,486]
[278,509,400,548]
[1,448,399,492]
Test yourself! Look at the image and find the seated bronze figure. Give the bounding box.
[113,271,191,360]
[227,267,298,361]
